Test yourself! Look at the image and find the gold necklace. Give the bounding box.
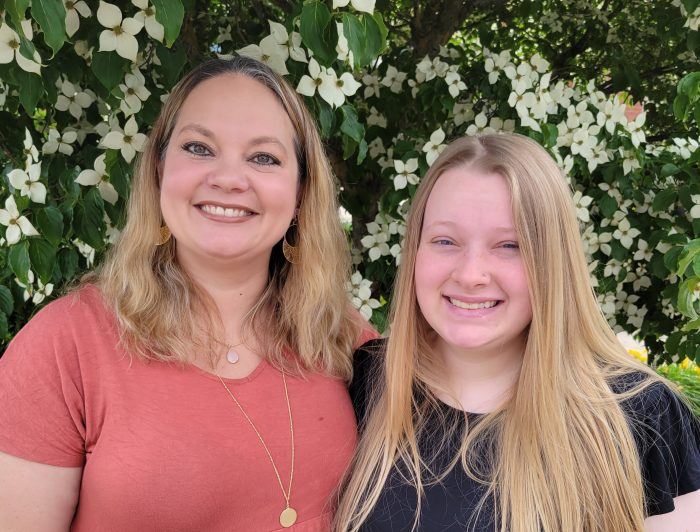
[217,372,297,528]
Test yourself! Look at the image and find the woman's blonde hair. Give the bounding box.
[336,133,662,531]
[94,56,361,377]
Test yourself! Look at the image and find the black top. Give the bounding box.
[350,339,700,531]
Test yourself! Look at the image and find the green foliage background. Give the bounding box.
[0,0,699,379]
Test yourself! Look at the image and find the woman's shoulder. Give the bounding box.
[612,371,700,515]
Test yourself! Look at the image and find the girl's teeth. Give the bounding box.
[449,298,498,310]
[200,205,250,218]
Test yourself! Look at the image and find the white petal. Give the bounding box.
[124,116,139,136]
[17,216,39,236]
[6,225,21,245]
[121,143,136,163]
[308,58,320,78]
[145,17,164,42]
[62,131,78,144]
[98,181,119,204]
[268,21,289,44]
[350,0,375,13]
[266,55,289,76]
[116,33,139,61]
[132,0,148,9]
[75,2,92,17]
[0,210,11,226]
[97,2,123,28]
[76,169,101,186]
[296,75,317,97]
[130,133,147,152]
[99,29,118,52]
[339,72,361,96]
[2,196,18,216]
[94,154,107,174]
[236,44,262,61]
[15,51,41,74]
[8,169,27,190]
[122,17,144,36]
[58,143,74,156]
[101,131,124,149]
[333,0,350,7]
[29,183,46,204]
[66,10,80,37]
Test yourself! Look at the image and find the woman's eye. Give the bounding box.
[433,238,454,246]
[251,153,280,166]
[182,142,212,157]
[501,242,519,250]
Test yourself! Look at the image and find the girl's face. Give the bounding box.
[159,74,299,271]
[414,165,533,360]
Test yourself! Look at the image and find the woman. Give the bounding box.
[0,57,372,530]
[337,134,700,531]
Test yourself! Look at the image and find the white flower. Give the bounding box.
[362,73,381,99]
[366,107,387,128]
[381,65,407,94]
[529,53,550,73]
[65,0,92,37]
[0,23,41,74]
[621,149,641,175]
[42,128,78,156]
[237,33,289,75]
[17,270,54,304]
[572,191,593,222]
[466,112,488,136]
[368,137,385,159]
[360,220,391,261]
[453,102,474,126]
[332,0,376,13]
[484,49,511,84]
[393,158,419,190]
[22,128,38,166]
[8,163,46,204]
[119,70,150,115]
[132,0,164,42]
[596,99,626,134]
[633,239,653,261]
[416,55,448,82]
[690,195,700,219]
[100,116,147,163]
[422,128,446,166]
[626,112,646,148]
[0,196,39,244]
[97,1,143,62]
[335,22,353,65]
[347,271,380,320]
[55,79,93,119]
[296,59,359,108]
[444,71,466,98]
[76,154,119,205]
[504,62,534,94]
[612,218,641,249]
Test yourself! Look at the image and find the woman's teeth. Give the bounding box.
[199,205,251,218]
[449,298,498,310]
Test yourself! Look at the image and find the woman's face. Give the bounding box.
[159,74,299,270]
[414,165,532,360]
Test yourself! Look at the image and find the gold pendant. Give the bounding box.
[279,507,297,528]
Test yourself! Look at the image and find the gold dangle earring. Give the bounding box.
[156,225,171,246]
[282,216,299,264]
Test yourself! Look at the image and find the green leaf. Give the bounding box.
[674,93,690,121]
[74,188,105,250]
[340,104,364,143]
[92,52,129,90]
[664,246,684,273]
[693,253,700,277]
[652,188,677,212]
[678,279,699,319]
[31,0,67,56]
[317,99,334,139]
[58,247,79,280]
[677,71,700,98]
[689,30,700,55]
[357,138,368,165]
[0,285,14,316]
[677,240,700,277]
[0,312,8,339]
[8,241,30,285]
[151,0,185,47]
[682,317,700,332]
[156,43,188,86]
[342,134,357,160]
[29,238,56,283]
[597,194,618,218]
[342,13,382,67]
[299,1,335,66]
[682,0,700,15]
[16,69,43,115]
[660,163,680,178]
[5,0,31,37]
[37,206,64,247]
[372,12,388,51]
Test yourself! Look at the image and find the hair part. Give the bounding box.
[92,56,361,378]
[335,134,662,531]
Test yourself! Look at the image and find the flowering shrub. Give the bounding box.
[0,0,698,366]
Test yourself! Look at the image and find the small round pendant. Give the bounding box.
[279,507,297,528]
[226,348,239,364]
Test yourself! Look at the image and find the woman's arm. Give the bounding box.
[0,451,82,531]
[644,489,700,531]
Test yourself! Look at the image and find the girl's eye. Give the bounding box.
[501,242,519,250]
[182,142,212,157]
[433,238,454,246]
[251,153,280,166]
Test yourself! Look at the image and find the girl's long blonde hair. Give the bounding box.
[336,134,661,531]
[93,57,361,378]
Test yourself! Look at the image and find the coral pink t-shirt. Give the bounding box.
[0,286,376,531]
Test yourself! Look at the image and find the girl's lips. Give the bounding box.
[195,204,257,223]
[444,296,503,317]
